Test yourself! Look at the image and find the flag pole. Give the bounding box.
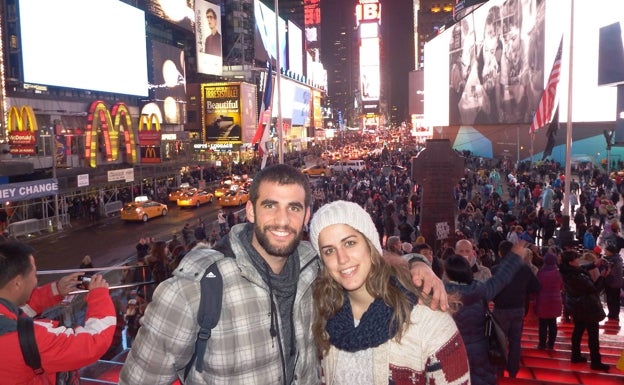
[274,0,283,164]
[563,0,574,217]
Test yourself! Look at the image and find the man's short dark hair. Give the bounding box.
[248,164,311,209]
[206,8,217,19]
[444,254,473,284]
[414,243,432,253]
[0,242,35,288]
[498,240,513,257]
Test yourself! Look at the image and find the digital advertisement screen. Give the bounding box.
[598,21,624,87]
[145,0,194,32]
[360,37,380,102]
[18,0,148,96]
[149,41,187,124]
[288,20,304,76]
[254,0,288,67]
[425,0,624,126]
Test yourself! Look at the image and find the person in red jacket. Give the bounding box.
[0,241,117,384]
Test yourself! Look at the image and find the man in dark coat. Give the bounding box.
[491,241,540,378]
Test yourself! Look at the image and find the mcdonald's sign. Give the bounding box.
[138,113,162,164]
[85,101,138,168]
[7,106,38,155]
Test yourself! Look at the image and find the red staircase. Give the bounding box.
[498,306,624,385]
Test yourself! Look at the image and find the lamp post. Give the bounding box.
[49,127,62,231]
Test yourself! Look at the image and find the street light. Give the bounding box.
[49,127,62,231]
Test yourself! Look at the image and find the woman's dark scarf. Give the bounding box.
[325,279,417,352]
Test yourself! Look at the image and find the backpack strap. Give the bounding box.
[17,316,45,375]
[183,257,226,381]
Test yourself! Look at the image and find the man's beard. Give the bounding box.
[254,223,303,258]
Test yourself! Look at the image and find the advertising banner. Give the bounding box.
[202,83,243,144]
[195,0,222,76]
[138,114,162,164]
[0,179,58,204]
[8,106,38,155]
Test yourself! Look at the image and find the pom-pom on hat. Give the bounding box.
[309,200,382,256]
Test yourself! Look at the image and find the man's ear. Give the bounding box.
[245,201,255,223]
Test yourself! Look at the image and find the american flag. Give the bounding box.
[529,38,563,134]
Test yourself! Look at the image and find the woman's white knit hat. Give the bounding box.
[309,200,383,256]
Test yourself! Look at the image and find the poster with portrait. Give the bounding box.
[449,0,545,125]
[202,84,243,144]
[195,0,222,76]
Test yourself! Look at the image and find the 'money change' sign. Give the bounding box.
[0,179,59,204]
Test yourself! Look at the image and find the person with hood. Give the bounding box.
[444,241,527,385]
[559,249,611,371]
[534,252,563,350]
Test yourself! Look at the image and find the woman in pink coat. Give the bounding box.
[534,252,563,349]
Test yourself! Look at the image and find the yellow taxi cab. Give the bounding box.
[177,189,215,208]
[214,175,241,198]
[168,183,193,202]
[121,196,168,222]
[301,164,331,177]
[218,188,249,207]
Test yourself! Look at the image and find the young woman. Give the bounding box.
[309,200,470,385]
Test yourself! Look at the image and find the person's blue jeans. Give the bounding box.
[493,307,525,377]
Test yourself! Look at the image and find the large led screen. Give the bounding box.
[149,41,187,124]
[288,20,304,76]
[18,0,148,96]
[146,0,194,32]
[598,21,624,87]
[360,37,380,102]
[254,0,288,67]
[425,0,624,126]
[195,0,223,76]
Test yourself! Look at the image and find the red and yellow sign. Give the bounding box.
[138,113,162,164]
[7,106,38,155]
[85,101,137,168]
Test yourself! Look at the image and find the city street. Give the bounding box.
[26,201,233,285]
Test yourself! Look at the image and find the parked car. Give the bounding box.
[301,165,331,177]
[177,189,214,208]
[218,189,250,207]
[121,196,168,222]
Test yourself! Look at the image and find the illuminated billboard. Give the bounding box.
[18,0,148,96]
[304,0,321,58]
[426,0,624,126]
[195,0,223,76]
[358,1,381,113]
[149,41,187,124]
[360,38,380,102]
[254,0,288,67]
[201,83,257,144]
[288,20,304,75]
[145,0,194,31]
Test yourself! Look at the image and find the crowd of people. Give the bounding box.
[2,140,624,383]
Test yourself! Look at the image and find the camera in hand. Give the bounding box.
[77,274,92,289]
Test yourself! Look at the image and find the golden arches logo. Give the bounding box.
[85,101,138,168]
[144,146,157,158]
[8,106,38,133]
[138,113,161,132]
